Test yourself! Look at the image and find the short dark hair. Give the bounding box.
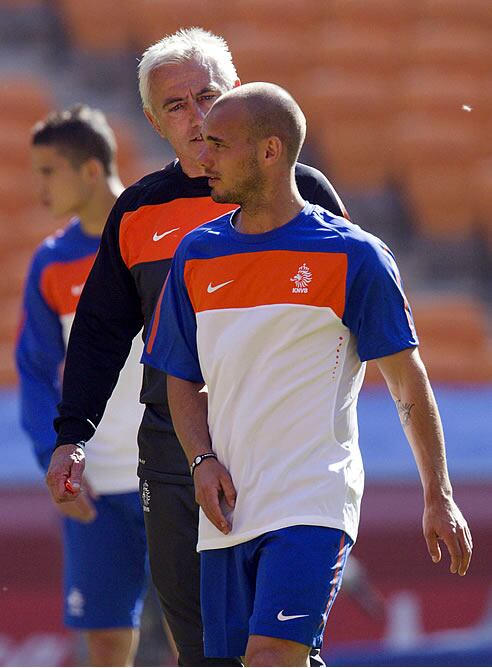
[31,105,117,176]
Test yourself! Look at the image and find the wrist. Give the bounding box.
[424,480,453,505]
[190,452,217,477]
[56,439,86,450]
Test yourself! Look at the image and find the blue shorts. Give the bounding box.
[63,491,148,630]
[200,525,352,658]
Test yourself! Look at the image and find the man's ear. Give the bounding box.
[263,136,282,165]
[233,78,241,88]
[144,108,165,138]
[81,157,104,183]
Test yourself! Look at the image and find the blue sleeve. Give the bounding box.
[15,251,66,472]
[343,233,418,362]
[142,245,203,383]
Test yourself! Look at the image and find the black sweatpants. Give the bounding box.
[140,479,241,667]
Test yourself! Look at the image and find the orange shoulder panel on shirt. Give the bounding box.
[119,198,236,269]
[184,250,347,318]
[40,255,96,316]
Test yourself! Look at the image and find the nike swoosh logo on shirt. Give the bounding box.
[207,280,234,293]
[71,284,85,296]
[153,228,179,241]
[277,610,309,622]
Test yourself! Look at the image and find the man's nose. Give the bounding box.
[198,144,213,170]
[189,99,206,127]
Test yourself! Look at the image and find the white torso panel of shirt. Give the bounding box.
[197,303,365,550]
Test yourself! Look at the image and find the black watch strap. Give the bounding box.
[190,452,217,477]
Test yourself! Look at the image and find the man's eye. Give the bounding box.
[169,103,184,112]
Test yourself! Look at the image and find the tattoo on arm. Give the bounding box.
[395,399,415,427]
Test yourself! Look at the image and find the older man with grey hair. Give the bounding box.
[46,28,349,666]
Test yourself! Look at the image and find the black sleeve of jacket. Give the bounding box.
[54,191,144,446]
[295,162,350,220]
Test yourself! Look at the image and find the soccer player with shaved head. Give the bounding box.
[143,82,472,666]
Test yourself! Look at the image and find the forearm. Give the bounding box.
[167,374,235,534]
[378,348,452,501]
[377,347,472,575]
[17,365,61,462]
[167,375,211,465]
[15,272,65,452]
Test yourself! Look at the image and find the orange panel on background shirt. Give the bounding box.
[184,250,347,318]
[119,198,236,269]
[40,255,96,316]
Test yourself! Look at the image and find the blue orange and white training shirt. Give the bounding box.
[142,202,419,550]
[16,219,144,494]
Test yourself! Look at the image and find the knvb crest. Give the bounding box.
[290,263,312,293]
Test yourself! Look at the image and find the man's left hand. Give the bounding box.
[423,495,472,576]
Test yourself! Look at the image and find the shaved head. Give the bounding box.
[210,82,306,166]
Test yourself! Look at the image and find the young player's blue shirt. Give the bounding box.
[16,220,99,471]
[16,219,148,631]
[143,202,419,549]
[16,219,144,492]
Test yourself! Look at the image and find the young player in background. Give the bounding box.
[16,106,148,667]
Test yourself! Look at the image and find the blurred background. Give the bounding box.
[0,0,491,665]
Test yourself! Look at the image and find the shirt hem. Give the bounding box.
[87,481,140,495]
[360,341,418,363]
[137,466,193,485]
[197,515,358,551]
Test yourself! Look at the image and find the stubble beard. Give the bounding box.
[211,156,264,208]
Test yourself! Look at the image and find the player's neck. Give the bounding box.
[235,176,304,235]
[78,176,124,236]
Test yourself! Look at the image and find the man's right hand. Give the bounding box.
[193,458,236,535]
[46,443,86,503]
[53,485,97,523]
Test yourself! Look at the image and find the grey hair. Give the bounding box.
[138,27,238,111]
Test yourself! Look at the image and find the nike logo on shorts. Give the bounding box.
[277,610,309,621]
